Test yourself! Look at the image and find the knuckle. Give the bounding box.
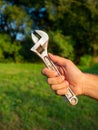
[54,76,64,84]
[56,90,62,95]
[56,88,67,95]
[42,68,47,75]
[61,80,69,88]
[59,76,65,83]
[64,81,69,87]
[57,77,61,84]
[51,85,56,90]
[47,78,51,84]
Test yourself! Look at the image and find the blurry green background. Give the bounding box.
[0,0,98,130]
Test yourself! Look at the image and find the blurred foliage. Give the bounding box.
[0,34,22,62]
[49,30,75,60]
[79,54,93,67]
[45,0,98,63]
[0,0,98,64]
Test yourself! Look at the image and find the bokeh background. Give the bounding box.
[0,0,98,130]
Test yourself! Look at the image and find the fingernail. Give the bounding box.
[42,69,45,75]
[62,76,65,80]
[54,71,58,76]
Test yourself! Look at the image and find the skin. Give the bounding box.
[42,53,98,100]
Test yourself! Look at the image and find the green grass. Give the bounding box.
[0,63,98,130]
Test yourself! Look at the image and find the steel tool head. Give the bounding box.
[31,30,49,58]
[31,30,49,45]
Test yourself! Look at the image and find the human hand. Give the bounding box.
[42,53,85,96]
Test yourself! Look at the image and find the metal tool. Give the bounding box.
[31,30,78,105]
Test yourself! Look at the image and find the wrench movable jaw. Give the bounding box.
[31,30,49,45]
[31,41,48,60]
[31,30,49,59]
[31,33,39,44]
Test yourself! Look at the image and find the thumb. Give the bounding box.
[48,53,69,66]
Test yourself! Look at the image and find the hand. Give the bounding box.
[42,53,85,96]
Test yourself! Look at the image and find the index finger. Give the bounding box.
[42,67,58,78]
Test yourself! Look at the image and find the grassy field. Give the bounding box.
[0,63,98,130]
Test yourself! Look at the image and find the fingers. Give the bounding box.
[52,80,69,95]
[56,87,68,95]
[48,75,65,85]
[48,53,70,67]
[42,67,69,96]
[42,67,58,78]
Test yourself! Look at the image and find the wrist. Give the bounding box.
[82,73,98,99]
[82,73,87,96]
[78,72,86,96]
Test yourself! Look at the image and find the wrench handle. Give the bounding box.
[43,55,78,105]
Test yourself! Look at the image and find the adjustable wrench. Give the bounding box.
[31,30,78,105]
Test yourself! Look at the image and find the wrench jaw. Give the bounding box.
[31,42,48,60]
[35,30,49,40]
[31,30,49,60]
[31,33,39,44]
[31,30,49,45]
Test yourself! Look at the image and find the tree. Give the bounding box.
[48,30,75,60]
[0,0,32,40]
[0,33,23,62]
[0,0,98,63]
[0,0,33,62]
[45,0,98,63]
